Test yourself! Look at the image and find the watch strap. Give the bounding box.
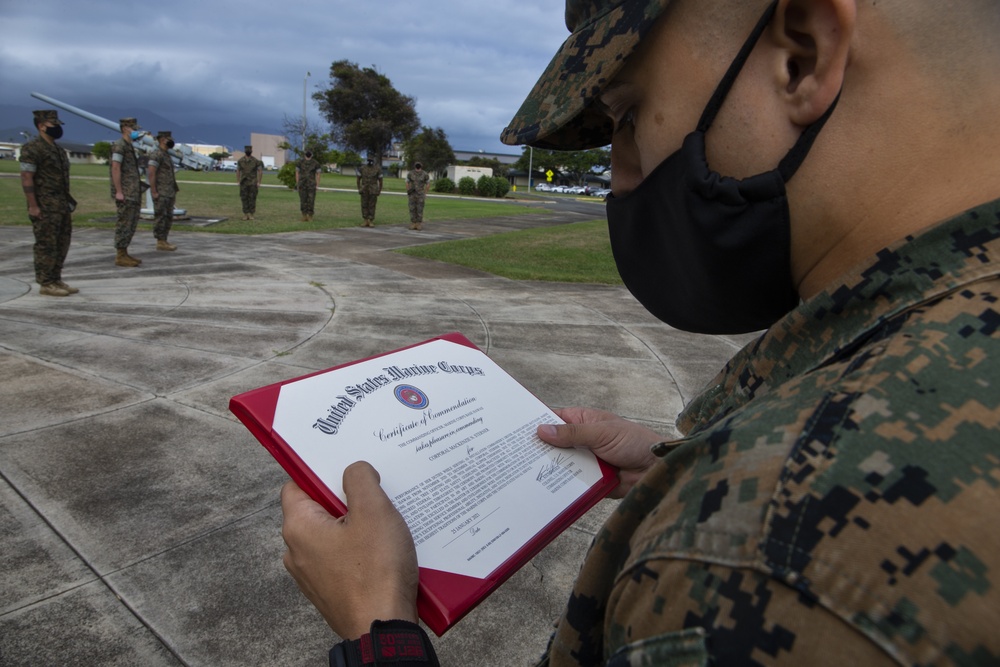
[329,620,439,667]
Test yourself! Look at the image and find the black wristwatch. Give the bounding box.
[329,620,440,666]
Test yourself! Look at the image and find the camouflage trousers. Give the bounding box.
[240,183,259,214]
[153,194,175,241]
[114,199,140,249]
[30,208,72,285]
[360,192,379,220]
[298,186,316,216]
[408,193,426,223]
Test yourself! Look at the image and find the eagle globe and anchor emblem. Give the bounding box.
[394,384,429,410]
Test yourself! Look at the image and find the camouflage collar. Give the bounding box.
[678,199,1000,433]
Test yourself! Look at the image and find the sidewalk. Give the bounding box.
[0,213,756,666]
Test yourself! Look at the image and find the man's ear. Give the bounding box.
[771,0,855,125]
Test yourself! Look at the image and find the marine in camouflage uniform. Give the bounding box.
[538,200,1000,666]
[405,163,430,230]
[356,158,383,227]
[110,117,145,267]
[275,1,1000,664]
[19,109,76,296]
[500,1,1000,665]
[237,145,263,219]
[295,152,321,221]
[148,130,179,251]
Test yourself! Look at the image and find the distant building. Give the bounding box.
[187,143,229,158]
[2,140,101,165]
[188,134,289,169]
[453,149,520,166]
[62,142,100,165]
[0,141,18,160]
[446,165,493,182]
[238,133,289,169]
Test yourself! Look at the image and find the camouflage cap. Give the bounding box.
[32,109,64,125]
[244,145,253,152]
[500,0,671,150]
[120,117,141,130]
[156,130,172,139]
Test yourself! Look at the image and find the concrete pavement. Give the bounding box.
[0,208,757,666]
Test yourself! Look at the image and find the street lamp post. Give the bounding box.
[303,71,311,152]
[528,146,533,190]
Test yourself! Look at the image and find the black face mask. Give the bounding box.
[166,139,175,149]
[44,125,64,139]
[605,1,838,334]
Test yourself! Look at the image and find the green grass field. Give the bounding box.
[0,159,621,284]
[396,219,621,284]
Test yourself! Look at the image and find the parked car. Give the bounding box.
[535,183,553,191]
[589,188,611,198]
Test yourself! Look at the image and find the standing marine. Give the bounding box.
[110,117,146,267]
[147,130,179,251]
[236,145,263,220]
[357,157,383,227]
[405,162,430,231]
[20,109,77,296]
[295,149,322,221]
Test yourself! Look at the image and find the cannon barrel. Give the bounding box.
[30,91,216,172]
[31,91,122,134]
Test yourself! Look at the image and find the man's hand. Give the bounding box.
[151,190,159,200]
[537,407,663,498]
[115,191,124,202]
[27,204,41,219]
[281,462,419,639]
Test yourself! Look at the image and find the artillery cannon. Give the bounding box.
[30,92,217,217]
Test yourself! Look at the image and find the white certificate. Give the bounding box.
[271,338,604,579]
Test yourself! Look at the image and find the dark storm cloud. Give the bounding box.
[0,0,567,153]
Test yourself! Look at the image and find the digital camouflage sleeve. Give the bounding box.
[542,199,1000,667]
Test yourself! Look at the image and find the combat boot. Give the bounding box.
[115,248,140,267]
[39,283,69,297]
[248,214,255,220]
[55,280,80,294]
[157,239,177,251]
[301,214,308,221]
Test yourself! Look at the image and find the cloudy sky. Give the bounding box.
[0,0,569,154]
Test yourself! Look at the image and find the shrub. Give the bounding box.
[458,176,477,196]
[477,174,496,198]
[433,177,455,193]
[492,177,510,198]
[277,163,297,189]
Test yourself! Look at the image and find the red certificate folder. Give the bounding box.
[229,332,618,636]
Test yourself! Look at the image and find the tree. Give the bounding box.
[92,141,112,161]
[559,147,611,186]
[208,150,231,161]
[313,60,420,162]
[403,126,455,176]
[514,146,562,184]
[277,118,337,167]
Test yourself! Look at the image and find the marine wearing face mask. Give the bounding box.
[109,117,145,267]
[20,109,76,296]
[277,1,1000,665]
